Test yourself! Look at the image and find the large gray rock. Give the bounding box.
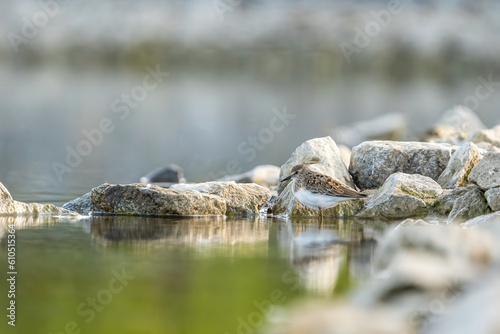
[435,185,490,221]
[62,192,91,215]
[0,182,12,200]
[217,165,280,188]
[272,182,365,217]
[277,136,355,194]
[0,200,75,215]
[485,187,500,212]
[170,181,270,216]
[437,142,483,189]
[356,173,443,220]
[140,164,185,183]
[468,152,500,190]
[350,141,457,189]
[469,125,500,148]
[91,183,226,216]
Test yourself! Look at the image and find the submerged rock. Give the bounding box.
[437,142,482,189]
[91,183,226,216]
[350,141,456,189]
[139,164,185,183]
[485,187,500,212]
[0,182,12,200]
[468,152,500,190]
[62,192,91,215]
[170,181,269,215]
[217,165,280,188]
[435,185,490,221]
[277,136,355,194]
[357,173,443,220]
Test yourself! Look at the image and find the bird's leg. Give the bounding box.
[318,207,323,224]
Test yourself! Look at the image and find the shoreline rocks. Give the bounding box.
[356,173,443,220]
[349,141,457,189]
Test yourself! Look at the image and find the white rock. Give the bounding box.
[357,173,443,220]
[468,152,500,190]
[485,187,500,212]
[437,142,482,189]
[217,164,280,188]
[277,136,355,194]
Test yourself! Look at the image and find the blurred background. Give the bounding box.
[1,0,500,203]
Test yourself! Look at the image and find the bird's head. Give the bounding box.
[280,164,309,182]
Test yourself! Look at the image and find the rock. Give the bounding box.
[438,105,486,133]
[468,152,500,190]
[332,112,407,147]
[485,187,500,212]
[338,144,352,168]
[395,218,439,228]
[272,182,365,217]
[217,165,280,188]
[139,164,185,183]
[425,105,486,144]
[0,182,12,200]
[350,141,457,189]
[62,192,91,215]
[264,302,411,334]
[356,173,443,220]
[374,225,494,288]
[277,137,355,195]
[0,199,75,215]
[434,185,490,221]
[475,141,500,153]
[170,181,270,216]
[91,183,226,216]
[423,270,500,334]
[468,125,500,148]
[437,142,482,189]
[463,212,500,242]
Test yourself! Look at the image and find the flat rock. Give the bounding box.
[485,187,500,212]
[357,173,443,220]
[277,136,355,194]
[91,183,226,216]
[170,181,270,216]
[217,165,280,188]
[437,142,482,189]
[0,182,12,200]
[350,141,457,189]
[62,192,91,215]
[0,199,75,215]
[468,152,500,190]
[469,125,500,148]
[140,164,185,183]
[435,185,490,221]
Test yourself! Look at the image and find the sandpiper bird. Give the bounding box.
[280,164,367,221]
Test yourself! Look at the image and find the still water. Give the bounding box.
[0,214,387,334]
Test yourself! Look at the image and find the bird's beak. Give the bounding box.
[280,174,292,182]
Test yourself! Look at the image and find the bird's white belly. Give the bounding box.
[294,189,352,209]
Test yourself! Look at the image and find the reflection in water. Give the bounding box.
[0,215,80,242]
[273,218,385,295]
[89,215,270,256]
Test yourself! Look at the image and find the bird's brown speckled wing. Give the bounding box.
[303,172,366,198]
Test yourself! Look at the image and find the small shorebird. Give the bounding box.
[280,164,367,221]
